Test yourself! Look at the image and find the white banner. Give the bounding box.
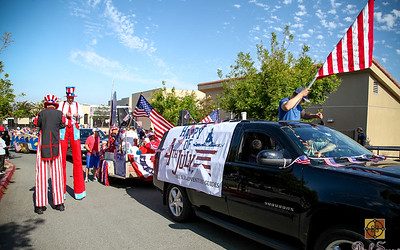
[157,122,239,197]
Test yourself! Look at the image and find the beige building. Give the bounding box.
[118,88,206,129]
[198,59,400,148]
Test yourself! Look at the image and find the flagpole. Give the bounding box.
[306,73,319,89]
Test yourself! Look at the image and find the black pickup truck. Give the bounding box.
[153,121,400,249]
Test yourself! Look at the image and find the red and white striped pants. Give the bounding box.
[35,150,64,207]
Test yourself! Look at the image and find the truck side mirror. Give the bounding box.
[257,150,292,168]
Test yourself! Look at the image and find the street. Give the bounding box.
[0,153,264,250]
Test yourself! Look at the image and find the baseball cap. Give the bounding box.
[294,87,310,102]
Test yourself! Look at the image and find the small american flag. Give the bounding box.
[346,157,364,164]
[294,155,311,165]
[323,158,344,167]
[133,95,174,139]
[200,110,220,124]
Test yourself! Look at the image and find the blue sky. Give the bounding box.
[0,0,399,105]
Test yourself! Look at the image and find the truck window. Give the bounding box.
[237,132,282,163]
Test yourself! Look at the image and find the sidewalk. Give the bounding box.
[0,159,16,201]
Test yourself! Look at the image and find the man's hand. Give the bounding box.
[300,88,310,98]
[315,112,323,120]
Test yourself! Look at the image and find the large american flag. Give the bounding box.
[133,95,174,139]
[317,0,374,78]
[200,109,220,124]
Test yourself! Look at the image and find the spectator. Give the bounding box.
[278,87,323,121]
[144,133,160,154]
[0,135,6,175]
[0,126,11,159]
[85,128,101,182]
[356,127,366,146]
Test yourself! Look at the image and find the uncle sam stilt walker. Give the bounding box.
[58,86,86,200]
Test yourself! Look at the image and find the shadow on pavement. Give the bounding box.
[0,218,45,250]
[124,182,264,250]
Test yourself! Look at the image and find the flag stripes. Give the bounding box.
[133,95,174,139]
[133,108,147,117]
[317,0,373,78]
[149,110,174,139]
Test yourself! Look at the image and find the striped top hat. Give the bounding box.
[44,94,59,108]
[66,86,77,97]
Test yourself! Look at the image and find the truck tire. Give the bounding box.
[166,185,193,222]
[313,227,371,250]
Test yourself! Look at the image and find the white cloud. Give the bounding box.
[328,9,336,15]
[296,4,307,16]
[301,33,310,38]
[375,10,400,30]
[317,34,324,39]
[90,38,97,46]
[381,57,387,63]
[343,4,357,15]
[308,29,314,34]
[294,16,301,22]
[249,0,269,10]
[233,4,241,9]
[292,23,304,28]
[316,9,325,20]
[274,27,283,32]
[321,20,337,29]
[88,0,101,7]
[330,0,341,9]
[383,2,389,6]
[344,16,352,22]
[104,0,155,53]
[271,15,280,21]
[282,0,292,5]
[396,49,400,55]
[70,50,138,81]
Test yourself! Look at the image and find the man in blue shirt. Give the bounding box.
[278,87,323,121]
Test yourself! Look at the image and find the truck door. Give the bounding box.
[223,128,304,238]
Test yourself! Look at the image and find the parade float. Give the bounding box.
[101,92,154,185]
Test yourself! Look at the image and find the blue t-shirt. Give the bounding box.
[278,97,303,121]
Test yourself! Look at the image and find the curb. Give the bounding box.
[0,165,16,201]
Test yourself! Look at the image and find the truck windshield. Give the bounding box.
[281,124,371,158]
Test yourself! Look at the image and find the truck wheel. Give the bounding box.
[314,228,370,250]
[167,185,193,222]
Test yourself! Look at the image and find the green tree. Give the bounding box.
[12,100,43,119]
[0,32,15,121]
[218,26,340,121]
[92,104,110,128]
[150,82,216,125]
[0,62,16,121]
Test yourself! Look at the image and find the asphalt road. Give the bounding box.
[0,153,264,250]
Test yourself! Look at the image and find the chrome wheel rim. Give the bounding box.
[326,239,354,250]
[168,187,184,217]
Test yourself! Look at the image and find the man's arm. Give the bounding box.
[301,110,323,120]
[281,88,310,111]
[314,142,336,157]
